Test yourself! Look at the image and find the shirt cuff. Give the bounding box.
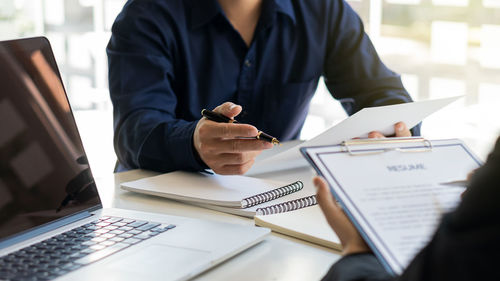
[137,121,208,172]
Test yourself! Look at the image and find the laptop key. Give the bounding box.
[100,240,116,246]
[104,225,118,230]
[95,229,110,234]
[118,233,133,239]
[110,237,125,242]
[100,233,116,239]
[122,238,142,245]
[128,221,148,228]
[74,243,130,265]
[151,224,176,232]
[90,244,107,251]
[81,248,96,254]
[69,252,87,259]
[134,233,152,240]
[136,223,160,231]
[118,226,133,231]
[91,237,107,243]
[105,217,122,223]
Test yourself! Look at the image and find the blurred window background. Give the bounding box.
[1,0,499,180]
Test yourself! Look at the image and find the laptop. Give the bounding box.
[0,37,270,281]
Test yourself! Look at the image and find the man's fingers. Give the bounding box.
[208,138,273,153]
[214,159,255,175]
[218,123,258,138]
[213,102,242,118]
[368,131,385,139]
[199,122,258,139]
[366,122,411,139]
[394,121,411,137]
[215,151,262,165]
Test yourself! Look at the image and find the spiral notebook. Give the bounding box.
[121,171,317,218]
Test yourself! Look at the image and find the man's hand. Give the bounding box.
[193,102,273,175]
[314,176,371,255]
[367,121,412,139]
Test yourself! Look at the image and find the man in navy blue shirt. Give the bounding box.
[107,0,418,174]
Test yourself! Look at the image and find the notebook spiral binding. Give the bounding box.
[255,195,317,216]
[241,181,304,208]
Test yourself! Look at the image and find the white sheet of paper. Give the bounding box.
[247,96,461,175]
[302,139,481,274]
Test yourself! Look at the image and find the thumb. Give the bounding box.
[314,176,343,224]
[213,102,242,119]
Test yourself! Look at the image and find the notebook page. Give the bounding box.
[255,205,341,250]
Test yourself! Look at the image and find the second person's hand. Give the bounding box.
[193,102,274,175]
[314,176,371,255]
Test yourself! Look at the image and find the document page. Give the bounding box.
[303,139,481,274]
[247,96,461,175]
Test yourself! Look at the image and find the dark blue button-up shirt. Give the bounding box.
[107,0,418,173]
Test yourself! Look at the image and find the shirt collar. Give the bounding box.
[189,0,222,30]
[274,0,296,25]
[189,0,296,30]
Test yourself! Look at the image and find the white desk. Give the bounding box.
[96,143,341,280]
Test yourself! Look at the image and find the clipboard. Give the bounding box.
[300,137,482,275]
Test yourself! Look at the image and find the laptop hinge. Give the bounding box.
[0,210,95,250]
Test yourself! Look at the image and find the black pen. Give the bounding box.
[201,109,280,145]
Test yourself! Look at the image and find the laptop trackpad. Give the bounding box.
[108,244,211,279]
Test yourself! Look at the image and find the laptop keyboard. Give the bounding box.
[0,216,176,281]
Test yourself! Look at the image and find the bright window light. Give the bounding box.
[432,0,469,6]
[431,21,468,65]
[483,0,500,7]
[480,25,500,69]
[429,78,466,103]
[401,74,419,101]
[386,0,421,5]
[43,0,64,25]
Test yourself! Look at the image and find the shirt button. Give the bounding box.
[244,60,252,67]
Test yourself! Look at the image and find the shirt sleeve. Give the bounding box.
[106,1,207,172]
[323,0,420,136]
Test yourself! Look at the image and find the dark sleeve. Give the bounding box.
[106,1,206,172]
[322,253,393,281]
[323,0,420,136]
[323,136,500,281]
[397,136,500,281]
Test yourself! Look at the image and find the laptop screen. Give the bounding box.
[0,37,101,243]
